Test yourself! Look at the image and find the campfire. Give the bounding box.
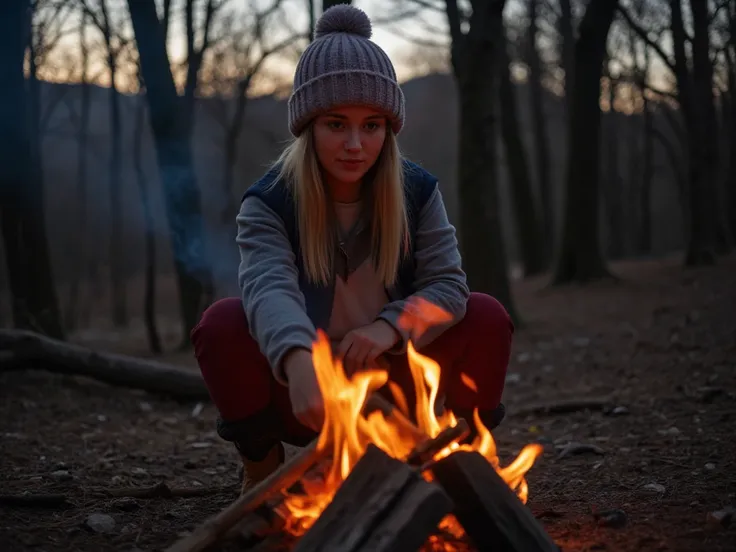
[168,299,557,552]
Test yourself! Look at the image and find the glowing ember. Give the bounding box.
[279,298,543,545]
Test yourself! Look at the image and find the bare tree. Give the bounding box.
[526,0,554,251]
[0,0,63,337]
[447,0,517,318]
[498,30,546,276]
[64,8,92,331]
[552,0,619,284]
[81,0,131,327]
[395,0,516,318]
[557,0,575,102]
[602,65,625,260]
[727,1,736,235]
[620,0,728,265]
[126,0,216,346]
[204,0,303,224]
[133,73,162,354]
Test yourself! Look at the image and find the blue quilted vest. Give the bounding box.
[241,159,438,331]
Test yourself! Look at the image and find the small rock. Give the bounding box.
[611,406,629,416]
[556,442,605,459]
[85,513,115,533]
[707,506,734,529]
[202,468,218,476]
[139,402,153,412]
[658,427,681,436]
[190,442,213,449]
[130,467,148,477]
[50,470,73,481]
[643,483,666,493]
[191,402,204,418]
[506,372,521,384]
[705,463,716,471]
[595,508,628,529]
[572,337,590,348]
[97,414,107,422]
[542,364,554,373]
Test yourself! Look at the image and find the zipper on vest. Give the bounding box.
[338,240,349,281]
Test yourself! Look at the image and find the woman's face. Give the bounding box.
[312,106,387,191]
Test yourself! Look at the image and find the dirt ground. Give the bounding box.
[1,254,735,552]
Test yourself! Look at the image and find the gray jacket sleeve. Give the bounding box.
[237,196,317,384]
[376,186,470,351]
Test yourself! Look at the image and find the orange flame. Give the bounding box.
[280,297,543,542]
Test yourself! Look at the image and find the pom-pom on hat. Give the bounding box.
[287,4,405,137]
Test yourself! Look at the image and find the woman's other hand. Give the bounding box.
[283,348,324,431]
[337,320,400,376]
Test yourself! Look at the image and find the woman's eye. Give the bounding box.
[364,122,381,131]
[327,121,343,130]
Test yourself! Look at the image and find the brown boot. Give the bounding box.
[240,442,285,495]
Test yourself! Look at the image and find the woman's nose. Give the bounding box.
[344,128,362,151]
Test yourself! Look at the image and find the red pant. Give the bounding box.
[191,292,512,458]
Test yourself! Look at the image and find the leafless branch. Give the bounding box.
[617,3,676,74]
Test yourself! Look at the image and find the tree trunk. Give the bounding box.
[526,0,553,250]
[134,94,162,355]
[552,0,618,284]
[558,0,575,110]
[498,36,546,276]
[726,45,736,237]
[127,0,213,346]
[65,14,91,331]
[603,77,624,260]
[669,0,714,266]
[108,62,128,327]
[693,0,730,254]
[727,6,736,237]
[638,86,653,255]
[451,0,517,321]
[0,0,63,338]
[308,0,316,41]
[221,79,250,225]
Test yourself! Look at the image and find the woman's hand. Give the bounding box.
[283,348,324,431]
[337,320,401,376]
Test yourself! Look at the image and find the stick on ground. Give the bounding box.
[0,329,208,400]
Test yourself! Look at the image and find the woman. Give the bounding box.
[191,4,513,492]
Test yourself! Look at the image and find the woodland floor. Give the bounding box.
[1,254,735,552]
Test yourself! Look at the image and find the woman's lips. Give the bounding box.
[337,159,365,170]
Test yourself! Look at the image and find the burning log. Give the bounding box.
[293,444,452,552]
[165,440,325,552]
[430,450,559,552]
[406,418,469,467]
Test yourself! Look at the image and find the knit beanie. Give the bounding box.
[287,4,405,137]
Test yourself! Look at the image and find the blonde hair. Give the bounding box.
[273,127,409,287]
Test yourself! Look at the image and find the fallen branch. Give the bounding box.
[0,329,208,400]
